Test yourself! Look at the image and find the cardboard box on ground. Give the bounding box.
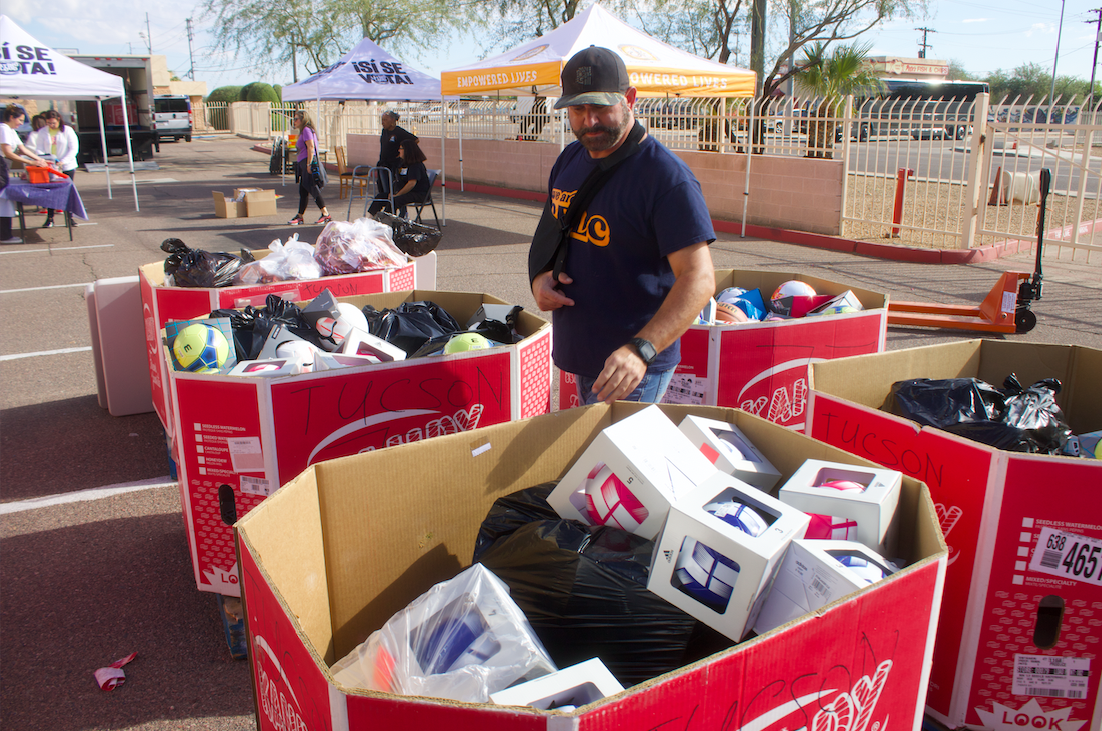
[212,188,278,218]
[166,289,552,597]
[236,403,946,731]
[138,253,429,433]
[808,339,1102,731]
[557,269,888,431]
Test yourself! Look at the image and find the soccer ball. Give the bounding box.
[275,340,319,371]
[413,606,500,675]
[336,302,369,331]
[817,478,866,493]
[674,538,741,612]
[770,280,817,316]
[712,429,750,460]
[172,323,230,373]
[703,499,770,536]
[832,552,891,585]
[584,463,649,532]
[444,332,492,355]
[805,513,860,540]
[673,500,769,612]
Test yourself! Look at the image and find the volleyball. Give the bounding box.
[172,323,230,373]
[583,463,649,532]
[805,513,860,540]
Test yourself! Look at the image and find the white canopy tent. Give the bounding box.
[282,37,450,222]
[0,14,140,210]
[441,4,755,98]
[441,4,757,216]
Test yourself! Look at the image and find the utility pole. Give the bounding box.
[1088,9,1101,118]
[186,18,196,80]
[750,0,767,96]
[144,13,153,54]
[915,27,935,59]
[1049,0,1066,114]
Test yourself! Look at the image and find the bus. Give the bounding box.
[847,79,990,141]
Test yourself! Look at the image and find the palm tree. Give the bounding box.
[796,41,882,158]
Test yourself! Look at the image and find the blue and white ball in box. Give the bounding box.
[648,472,810,641]
[753,539,902,635]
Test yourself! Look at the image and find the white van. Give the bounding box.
[153,95,192,142]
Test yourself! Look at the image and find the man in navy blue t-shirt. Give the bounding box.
[529,46,716,405]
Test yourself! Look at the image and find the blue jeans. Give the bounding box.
[574,369,675,406]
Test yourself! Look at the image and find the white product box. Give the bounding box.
[678,415,782,491]
[546,405,719,541]
[340,327,407,362]
[490,658,624,710]
[648,472,810,641]
[778,459,902,556]
[753,539,899,635]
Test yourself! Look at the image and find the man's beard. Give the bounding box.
[573,106,632,152]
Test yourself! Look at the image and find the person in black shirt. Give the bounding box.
[375,110,417,199]
[369,138,430,219]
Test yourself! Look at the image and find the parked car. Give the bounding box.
[153,95,192,142]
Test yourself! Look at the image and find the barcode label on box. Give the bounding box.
[239,475,274,497]
[1028,527,1102,587]
[227,436,265,474]
[1012,654,1090,698]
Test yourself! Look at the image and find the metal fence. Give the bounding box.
[219,95,1102,263]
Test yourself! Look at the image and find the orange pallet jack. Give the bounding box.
[887,168,1049,334]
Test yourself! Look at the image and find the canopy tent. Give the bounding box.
[282,37,450,224]
[0,15,139,210]
[281,37,445,102]
[441,4,755,98]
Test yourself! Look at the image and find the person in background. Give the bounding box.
[368,137,429,219]
[287,109,330,226]
[375,110,417,201]
[528,47,716,405]
[31,114,46,134]
[30,110,80,228]
[1,104,50,244]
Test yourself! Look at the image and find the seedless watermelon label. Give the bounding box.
[1029,527,1102,586]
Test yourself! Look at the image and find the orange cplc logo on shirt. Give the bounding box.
[552,187,611,247]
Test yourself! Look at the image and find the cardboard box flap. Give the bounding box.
[236,466,335,664]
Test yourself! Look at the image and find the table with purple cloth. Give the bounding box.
[0,178,88,241]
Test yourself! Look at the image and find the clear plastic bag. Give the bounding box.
[330,563,556,703]
[314,217,408,276]
[234,235,322,284]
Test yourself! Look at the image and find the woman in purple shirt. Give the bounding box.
[288,110,331,225]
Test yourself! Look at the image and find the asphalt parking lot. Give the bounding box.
[1,135,1099,731]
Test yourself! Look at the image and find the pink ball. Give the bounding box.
[584,463,649,532]
[805,513,860,540]
[817,479,866,492]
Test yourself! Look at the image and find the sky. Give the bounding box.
[3,0,1098,93]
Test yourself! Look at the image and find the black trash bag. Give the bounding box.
[161,238,249,288]
[890,378,1006,427]
[998,374,1072,453]
[474,486,730,687]
[211,294,324,360]
[374,211,443,257]
[364,301,462,356]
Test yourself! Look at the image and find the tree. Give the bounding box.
[945,59,975,81]
[985,63,1093,105]
[207,86,243,104]
[200,0,458,80]
[794,40,881,158]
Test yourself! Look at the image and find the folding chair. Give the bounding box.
[335,146,368,201]
[411,169,442,229]
[349,165,394,221]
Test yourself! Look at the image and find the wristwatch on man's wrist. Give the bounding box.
[628,337,657,366]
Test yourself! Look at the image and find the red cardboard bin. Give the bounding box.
[139,253,433,434]
[169,289,551,596]
[557,270,887,430]
[235,403,946,731]
[807,340,1102,731]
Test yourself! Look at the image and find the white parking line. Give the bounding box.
[0,346,92,361]
[0,243,112,255]
[0,478,175,515]
[0,283,92,294]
